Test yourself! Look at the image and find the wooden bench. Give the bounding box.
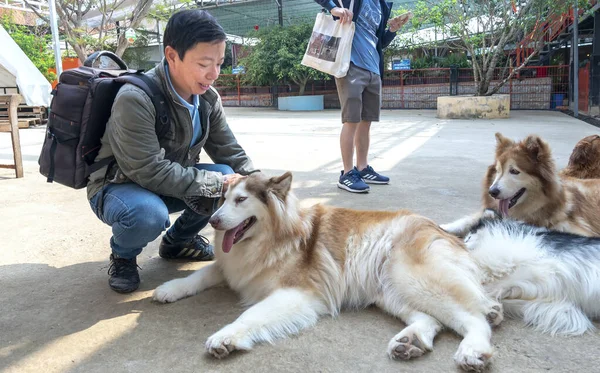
[0,94,24,178]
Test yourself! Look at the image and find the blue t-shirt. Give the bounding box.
[351,0,382,75]
[164,65,202,146]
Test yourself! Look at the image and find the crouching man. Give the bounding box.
[87,9,254,293]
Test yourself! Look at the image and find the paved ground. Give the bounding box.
[1,108,599,373]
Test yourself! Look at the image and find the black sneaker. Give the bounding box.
[108,254,140,293]
[158,234,215,261]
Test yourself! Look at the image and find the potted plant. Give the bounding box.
[239,23,331,111]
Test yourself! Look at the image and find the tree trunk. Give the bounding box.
[114,34,130,57]
[299,81,306,96]
[481,50,503,96]
[73,44,88,64]
[26,0,155,62]
[478,79,490,96]
[114,0,154,57]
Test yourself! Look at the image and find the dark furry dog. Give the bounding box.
[560,134,600,179]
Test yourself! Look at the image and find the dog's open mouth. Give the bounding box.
[222,217,256,253]
[498,188,526,217]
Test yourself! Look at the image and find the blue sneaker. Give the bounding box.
[357,165,390,184]
[338,169,370,193]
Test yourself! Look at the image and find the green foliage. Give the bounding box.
[410,56,436,69]
[439,53,470,68]
[217,72,241,90]
[403,0,595,95]
[1,15,56,83]
[75,30,112,55]
[223,41,233,70]
[221,66,234,75]
[239,23,330,96]
[150,0,193,22]
[118,30,154,71]
[550,52,566,66]
[402,53,470,69]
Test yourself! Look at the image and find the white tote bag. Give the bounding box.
[301,0,355,78]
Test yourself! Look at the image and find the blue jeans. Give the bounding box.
[89,164,233,259]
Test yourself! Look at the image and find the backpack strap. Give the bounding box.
[89,74,172,215]
[87,73,171,178]
[114,74,171,139]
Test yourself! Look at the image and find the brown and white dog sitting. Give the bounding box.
[442,133,600,238]
[560,134,600,179]
[154,171,503,372]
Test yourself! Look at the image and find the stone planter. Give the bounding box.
[278,95,324,111]
[437,94,510,119]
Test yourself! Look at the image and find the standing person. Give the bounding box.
[87,9,255,293]
[314,0,410,193]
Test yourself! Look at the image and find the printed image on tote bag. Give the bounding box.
[305,33,341,63]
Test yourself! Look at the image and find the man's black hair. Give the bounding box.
[163,9,227,60]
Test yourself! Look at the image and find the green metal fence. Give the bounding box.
[197,0,321,37]
[197,0,417,37]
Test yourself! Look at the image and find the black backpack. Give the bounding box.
[39,51,170,189]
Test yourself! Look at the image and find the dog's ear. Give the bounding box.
[523,135,552,162]
[495,133,514,157]
[568,142,588,167]
[269,171,293,201]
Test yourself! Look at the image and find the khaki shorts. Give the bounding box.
[335,63,382,123]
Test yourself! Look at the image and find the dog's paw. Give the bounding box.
[205,334,237,359]
[388,335,425,360]
[387,332,429,361]
[152,279,193,303]
[482,209,500,219]
[454,341,493,372]
[205,324,251,359]
[485,304,504,327]
[500,286,524,300]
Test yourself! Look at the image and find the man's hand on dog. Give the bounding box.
[223,173,246,193]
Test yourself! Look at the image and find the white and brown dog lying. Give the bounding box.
[153,171,503,372]
[463,210,600,336]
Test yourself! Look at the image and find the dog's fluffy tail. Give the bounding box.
[503,299,594,336]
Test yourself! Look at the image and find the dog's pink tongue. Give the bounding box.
[221,223,244,253]
[499,199,510,217]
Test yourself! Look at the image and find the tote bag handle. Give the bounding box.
[335,0,355,13]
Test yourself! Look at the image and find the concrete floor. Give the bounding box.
[1,108,599,373]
